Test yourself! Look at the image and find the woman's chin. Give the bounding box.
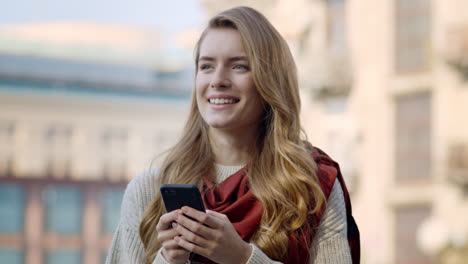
[207,122,231,129]
[206,119,240,131]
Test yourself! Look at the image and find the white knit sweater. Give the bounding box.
[105,165,352,264]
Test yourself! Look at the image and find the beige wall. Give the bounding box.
[0,89,190,181]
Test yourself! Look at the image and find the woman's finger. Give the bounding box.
[175,213,219,240]
[206,210,229,221]
[172,222,209,247]
[157,228,180,243]
[174,236,209,257]
[161,239,190,263]
[156,210,180,231]
[180,207,223,229]
[162,238,186,251]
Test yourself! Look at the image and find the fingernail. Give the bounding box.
[172,222,177,228]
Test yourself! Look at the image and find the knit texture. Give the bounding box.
[105,167,351,264]
[214,164,245,183]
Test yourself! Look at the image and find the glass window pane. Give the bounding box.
[45,250,81,264]
[395,0,431,71]
[0,249,24,264]
[0,184,25,232]
[395,206,433,264]
[101,187,125,233]
[395,92,432,182]
[44,186,83,234]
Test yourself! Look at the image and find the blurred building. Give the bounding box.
[201,0,468,264]
[0,23,192,264]
[2,1,468,264]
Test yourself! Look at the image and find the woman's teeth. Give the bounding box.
[209,98,238,104]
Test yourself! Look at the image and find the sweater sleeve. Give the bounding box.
[309,180,352,264]
[105,172,159,264]
[244,180,351,264]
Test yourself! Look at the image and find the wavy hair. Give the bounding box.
[139,6,325,263]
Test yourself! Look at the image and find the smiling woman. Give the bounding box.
[105,6,359,264]
[196,28,264,135]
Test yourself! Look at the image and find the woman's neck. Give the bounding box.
[208,126,258,166]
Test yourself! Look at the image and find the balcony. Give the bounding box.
[446,25,468,81]
[309,52,353,100]
[447,143,468,194]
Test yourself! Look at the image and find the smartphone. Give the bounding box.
[160,184,205,213]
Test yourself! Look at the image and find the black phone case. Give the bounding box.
[160,184,205,213]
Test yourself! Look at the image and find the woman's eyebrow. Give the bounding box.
[198,56,248,62]
[199,56,215,61]
[228,56,248,62]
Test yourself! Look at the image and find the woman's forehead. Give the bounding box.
[198,28,247,58]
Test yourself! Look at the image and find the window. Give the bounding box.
[395,205,433,264]
[395,92,432,182]
[327,0,347,57]
[0,121,15,176]
[101,128,127,149]
[0,185,25,264]
[45,125,73,177]
[101,128,128,180]
[0,249,23,264]
[0,184,24,233]
[102,253,108,264]
[0,121,15,141]
[321,0,353,97]
[0,180,126,264]
[45,250,81,264]
[44,186,83,234]
[324,96,348,114]
[101,187,125,234]
[395,0,432,72]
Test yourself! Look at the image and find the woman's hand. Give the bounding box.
[156,210,191,264]
[172,206,252,264]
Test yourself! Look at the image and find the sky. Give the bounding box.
[1,0,205,34]
[0,0,207,65]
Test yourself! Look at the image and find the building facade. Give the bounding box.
[0,28,192,264]
[201,1,468,264]
[1,1,468,263]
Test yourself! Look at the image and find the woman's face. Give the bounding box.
[195,28,264,132]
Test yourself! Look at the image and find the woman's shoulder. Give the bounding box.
[125,169,160,206]
[127,169,159,190]
[303,142,340,171]
[310,146,337,166]
[119,170,159,228]
[309,146,341,199]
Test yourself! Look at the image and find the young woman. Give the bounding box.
[106,6,359,264]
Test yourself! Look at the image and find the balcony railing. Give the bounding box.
[446,26,468,81]
[447,143,468,194]
[309,53,353,100]
[0,122,177,182]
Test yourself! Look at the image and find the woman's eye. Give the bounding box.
[233,65,249,70]
[200,64,213,70]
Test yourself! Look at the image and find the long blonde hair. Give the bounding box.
[139,6,325,262]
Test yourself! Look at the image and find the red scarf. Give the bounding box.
[191,148,360,263]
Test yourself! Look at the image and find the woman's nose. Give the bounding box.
[210,69,231,88]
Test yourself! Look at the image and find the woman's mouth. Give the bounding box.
[208,98,240,105]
